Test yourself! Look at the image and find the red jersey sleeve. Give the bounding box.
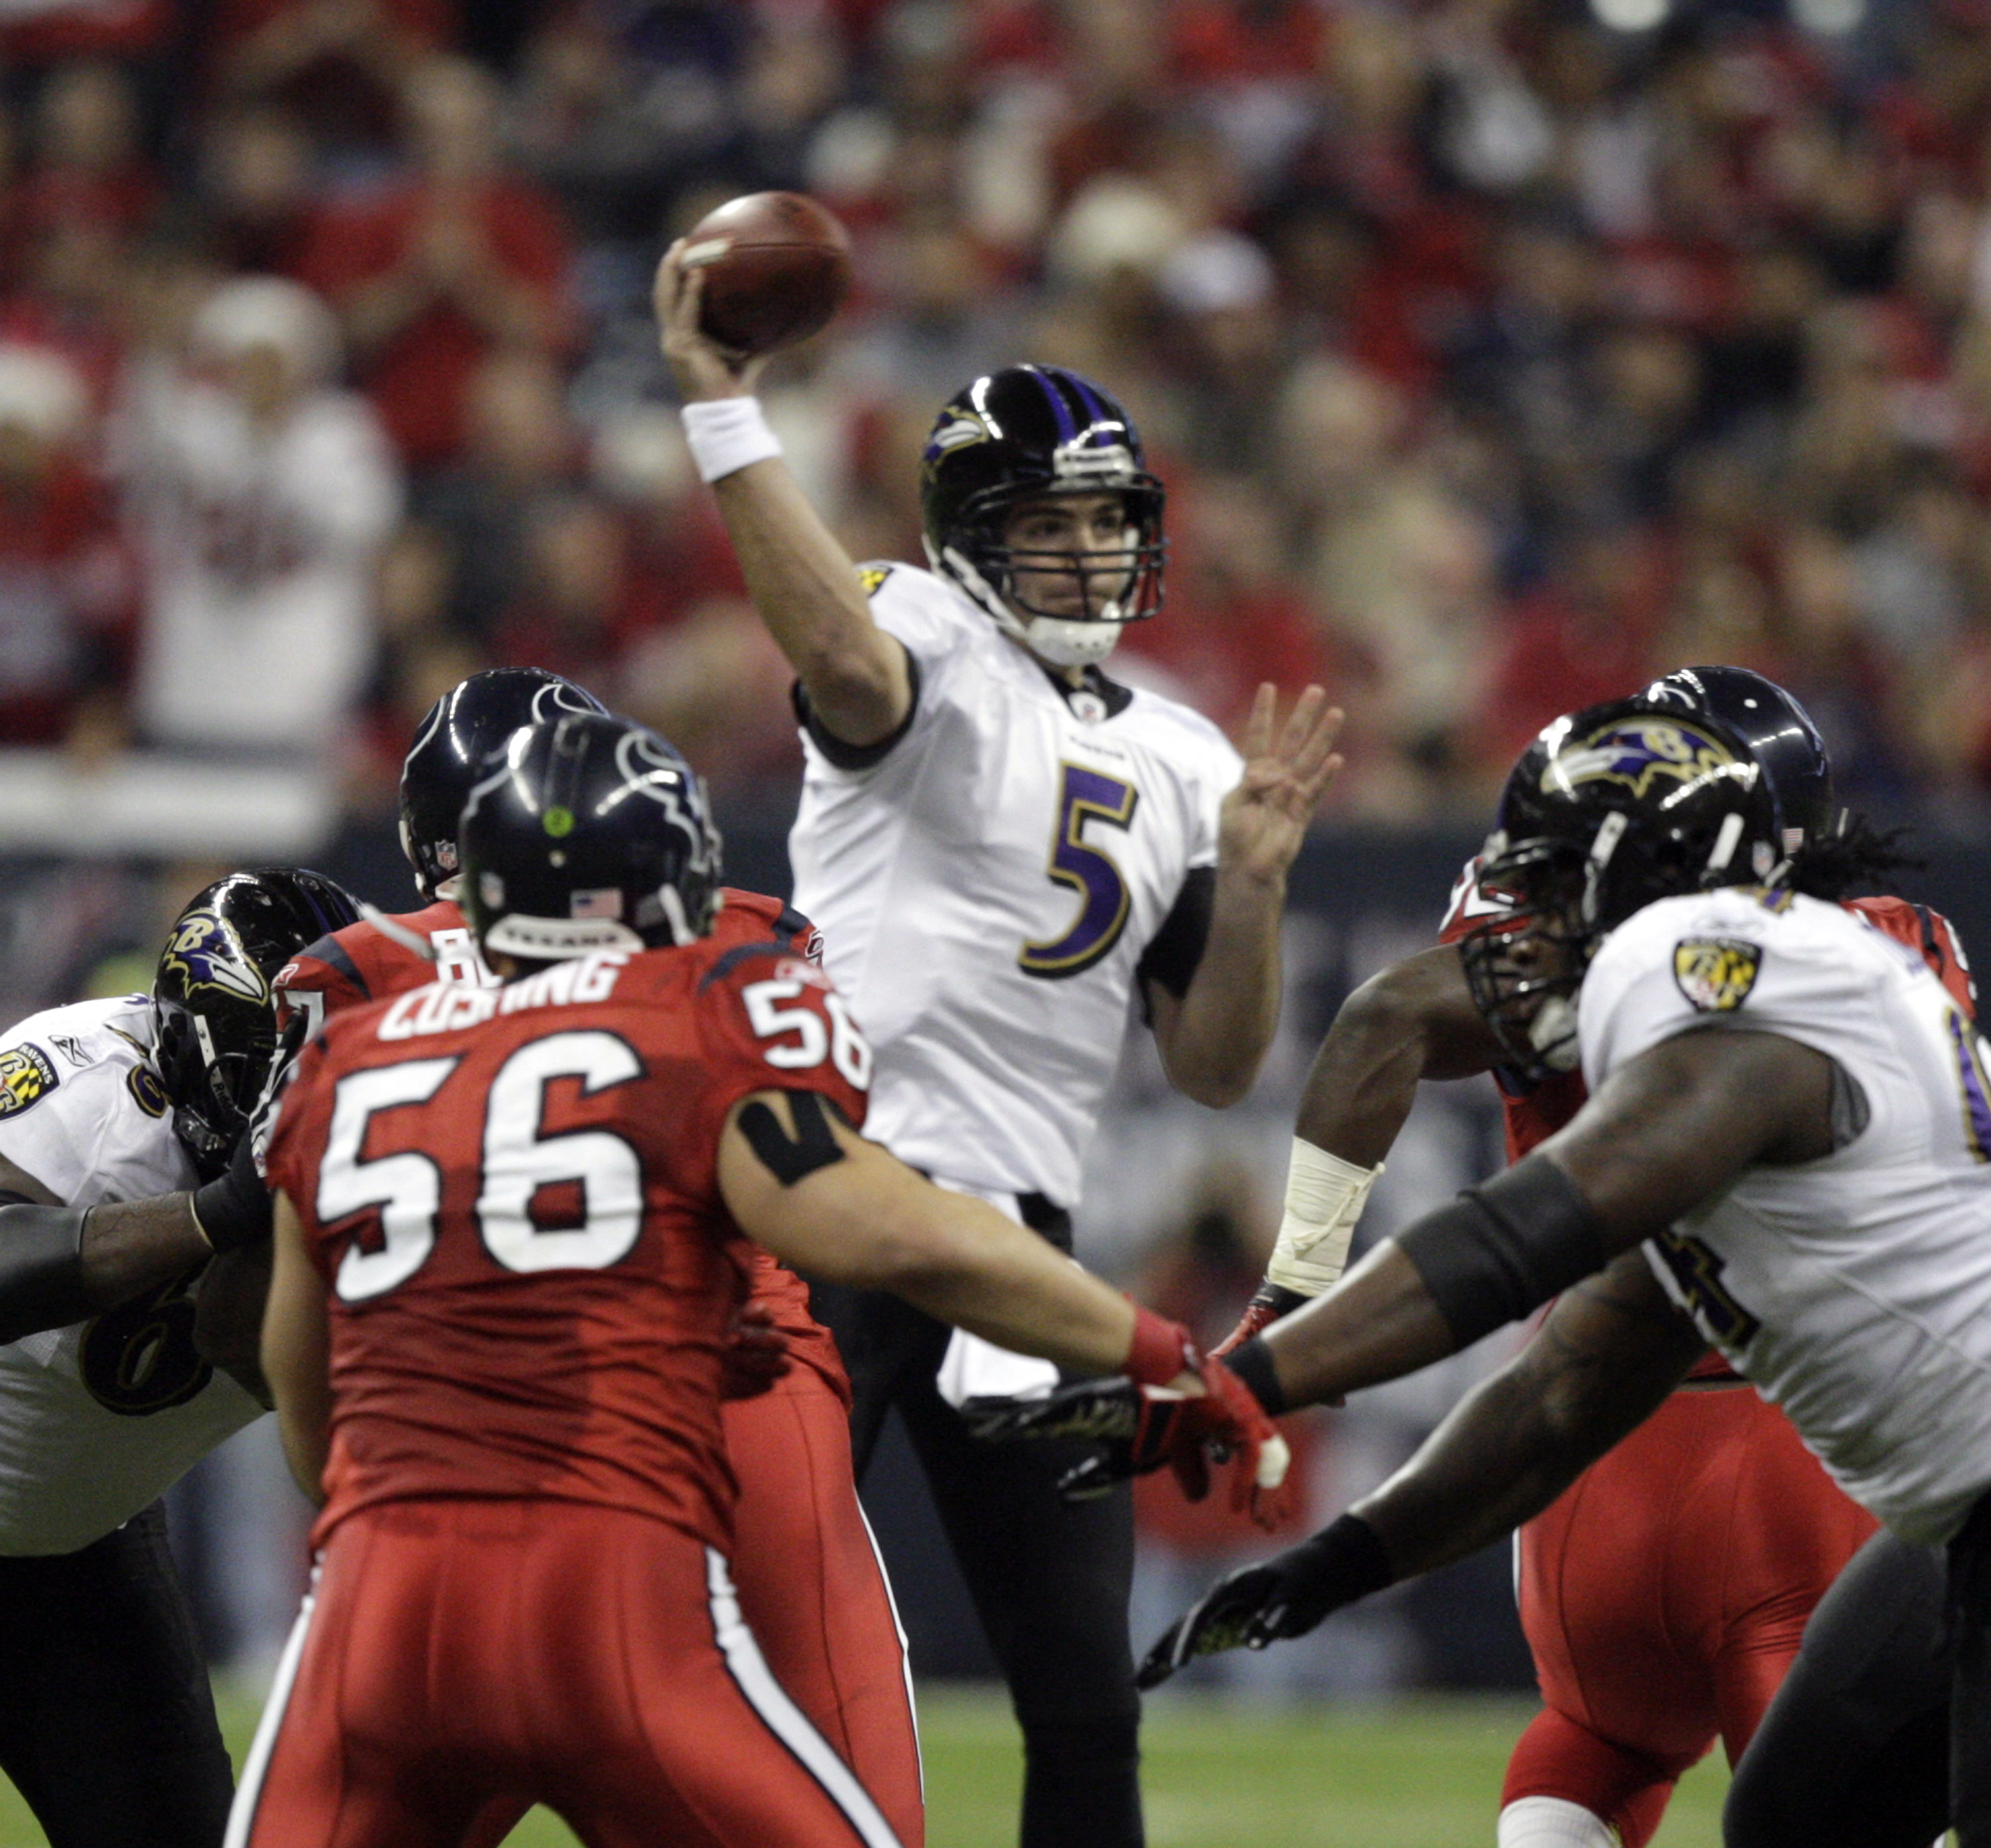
[691,945,871,1145]
[273,934,373,1033]
[714,887,822,961]
[1848,896,1978,1021]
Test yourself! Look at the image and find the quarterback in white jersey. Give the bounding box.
[658,253,1341,1848]
[789,559,1244,1205]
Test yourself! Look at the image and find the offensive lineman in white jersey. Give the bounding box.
[0,867,360,1846]
[656,251,1341,1845]
[984,696,1991,1845]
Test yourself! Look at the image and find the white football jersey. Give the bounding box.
[0,995,262,1555]
[1580,888,1991,1543]
[789,564,1241,1206]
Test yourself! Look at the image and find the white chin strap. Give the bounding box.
[934,542,1122,668]
[1019,614,1122,667]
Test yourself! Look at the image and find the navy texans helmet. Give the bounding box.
[1643,666,1833,851]
[459,711,721,965]
[919,365,1165,668]
[1459,699,1783,1076]
[154,868,364,1177]
[400,669,607,898]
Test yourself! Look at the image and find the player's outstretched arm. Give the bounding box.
[1217,944,1505,1352]
[719,1088,1298,1526]
[263,1191,332,1505]
[718,1090,1140,1374]
[653,244,912,748]
[1138,1255,1701,1684]
[1253,1024,1838,1411]
[1149,686,1343,1109]
[0,1139,270,1342]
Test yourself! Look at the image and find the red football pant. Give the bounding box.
[457,1362,924,1848]
[1503,1386,1878,1848]
[226,1498,905,1848]
[723,1366,924,1848]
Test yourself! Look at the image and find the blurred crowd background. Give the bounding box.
[3,0,1991,817]
[3,0,1991,1698]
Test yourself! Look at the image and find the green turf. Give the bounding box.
[0,1681,1731,1845]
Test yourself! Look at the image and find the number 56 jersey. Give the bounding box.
[1580,888,1991,1544]
[263,936,871,1555]
[790,563,1241,1206]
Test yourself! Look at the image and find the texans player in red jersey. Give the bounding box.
[272,668,926,1847]
[1201,669,1974,1848]
[241,711,1288,1848]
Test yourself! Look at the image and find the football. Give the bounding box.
[681,191,854,358]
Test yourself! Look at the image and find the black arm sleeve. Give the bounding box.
[789,648,922,771]
[0,1201,90,1343]
[1138,865,1217,1012]
[1395,1153,1608,1350]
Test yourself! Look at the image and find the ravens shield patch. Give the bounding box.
[0,1044,59,1118]
[1673,938,1763,1013]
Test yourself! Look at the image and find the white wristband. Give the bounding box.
[681,397,782,484]
[1266,1139,1382,1298]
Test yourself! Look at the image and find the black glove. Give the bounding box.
[190,1131,273,1254]
[1136,1512,1394,1689]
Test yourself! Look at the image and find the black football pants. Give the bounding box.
[1724,1526,1951,1848]
[0,1500,236,1847]
[812,1271,1143,1848]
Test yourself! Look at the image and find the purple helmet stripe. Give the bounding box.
[1065,372,1117,444]
[1030,366,1077,442]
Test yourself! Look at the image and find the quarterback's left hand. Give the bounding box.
[1218,685,1344,885]
[963,1354,1294,1530]
[719,1298,791,1401]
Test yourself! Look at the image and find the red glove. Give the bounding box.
[719,1298,791,1401]
[965,1306,1295,1531]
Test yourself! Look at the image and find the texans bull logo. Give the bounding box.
[159,909,269,1005]
[1546,719,1739,804]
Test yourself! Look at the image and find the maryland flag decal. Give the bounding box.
[1674,937,1763,1013]
[0,1044,58,1119]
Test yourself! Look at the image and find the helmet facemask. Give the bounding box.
[932,478,1166,668]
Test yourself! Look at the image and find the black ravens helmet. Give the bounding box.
[154,868,364,1178]
[1644,666,1833,849]
[400,669,607,898]
[919,364,1165,667]
[459,711,721,965]
[1459,699,1784,1076]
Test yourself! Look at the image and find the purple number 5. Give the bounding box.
[1020,764,1140,979]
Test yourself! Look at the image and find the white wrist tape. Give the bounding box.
[681,397,782,484]
[1266,1140,1381,1298]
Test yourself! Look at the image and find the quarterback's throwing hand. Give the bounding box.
[652,239,767,403]
[1219,685,1345,885]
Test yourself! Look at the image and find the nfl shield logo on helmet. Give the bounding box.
[1673,937,1763,1013]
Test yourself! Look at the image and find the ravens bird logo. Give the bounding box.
[159,910,269,1005]
[1546,720,1740,804]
